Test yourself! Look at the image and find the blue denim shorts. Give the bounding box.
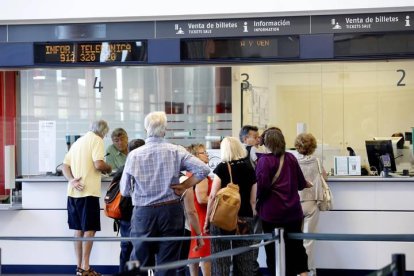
[67,196,101,231]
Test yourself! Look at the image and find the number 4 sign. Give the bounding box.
[94,77,104,92]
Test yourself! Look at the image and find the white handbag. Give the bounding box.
[317,159,333,211]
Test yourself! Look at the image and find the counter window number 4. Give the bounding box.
[94,77,104,92]
[396,69,406,87]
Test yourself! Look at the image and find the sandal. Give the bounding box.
[82,267,102,276]
[76,267,84,276]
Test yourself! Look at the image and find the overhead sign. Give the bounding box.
[155,12,414,38]
[156,17,309,38]
[311,12,414,33]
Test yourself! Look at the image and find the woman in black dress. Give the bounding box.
[204,136,257,276]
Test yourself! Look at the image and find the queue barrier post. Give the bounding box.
[392,254,405,276]
[274,228,285,276]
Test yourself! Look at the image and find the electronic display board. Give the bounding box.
[34,41,147,64]
[181,36,299,61]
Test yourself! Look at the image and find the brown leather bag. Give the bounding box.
[209,163,241,231]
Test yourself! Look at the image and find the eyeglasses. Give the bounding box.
[197,151,208,155]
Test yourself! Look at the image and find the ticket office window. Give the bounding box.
[19,67,232,175]
[237,60,414,172]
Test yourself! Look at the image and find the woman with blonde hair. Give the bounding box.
[204,137,257,276]
[295,133,327,276]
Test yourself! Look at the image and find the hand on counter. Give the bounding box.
[70,177,84,191]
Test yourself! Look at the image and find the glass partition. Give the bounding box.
[18,59,414,175]
[237,60,414,172]
[19,67,232,175]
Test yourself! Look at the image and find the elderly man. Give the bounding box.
[62,120,112,276]
[120,111,210,276]
[106,128,129,171]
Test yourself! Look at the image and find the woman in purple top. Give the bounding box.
[256,128,311,276]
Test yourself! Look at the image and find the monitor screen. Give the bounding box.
[405,132,412,145]
[366,140,397,173]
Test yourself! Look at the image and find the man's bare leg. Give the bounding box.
[74,230,84,269]
[82,230,96,270]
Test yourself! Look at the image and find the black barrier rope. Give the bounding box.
[1,232,411,274]
[2,233,414,242]
[0,234,278,274]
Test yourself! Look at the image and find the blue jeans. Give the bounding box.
[130,202,184,276]
[119,220,133,272]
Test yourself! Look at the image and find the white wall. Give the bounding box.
[0,0,413,24]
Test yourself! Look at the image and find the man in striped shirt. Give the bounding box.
[120,111,210,275]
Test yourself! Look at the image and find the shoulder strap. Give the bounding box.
[316,158,322,175]
[227,162,233,184]
[271,154,285,185]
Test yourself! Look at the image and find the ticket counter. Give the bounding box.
[316,176,414,271]
[1,176,414,273]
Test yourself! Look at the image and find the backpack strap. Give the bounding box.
[227,162,233,184]
[271,154,285,185]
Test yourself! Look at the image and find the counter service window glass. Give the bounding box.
[365,140,397,174]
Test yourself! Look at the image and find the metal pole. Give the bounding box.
[0,247,2,276]
[392,254,405,276]
[240,82,244,128]
[275,228,285,276]
[229,240,234,276]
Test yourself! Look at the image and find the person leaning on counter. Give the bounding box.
[61,119,112,276]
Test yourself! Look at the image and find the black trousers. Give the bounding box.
[261,218,308,276]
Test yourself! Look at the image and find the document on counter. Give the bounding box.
[39,120,56,173]
[334,156,349,175]
[348,156,361,175]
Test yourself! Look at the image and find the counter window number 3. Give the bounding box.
[396,69,406,87]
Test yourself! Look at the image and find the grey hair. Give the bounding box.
[144,111,167,137]
[90,120,109,138]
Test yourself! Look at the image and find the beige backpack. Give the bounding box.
[209,163,241,231]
